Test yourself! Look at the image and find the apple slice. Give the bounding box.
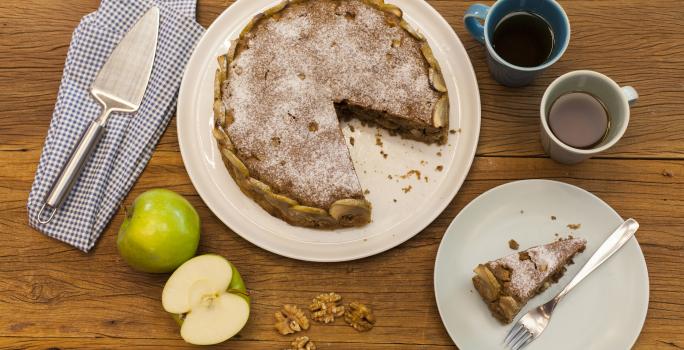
[162,254,250,345]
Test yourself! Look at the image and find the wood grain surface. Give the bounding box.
[1,0,682,349]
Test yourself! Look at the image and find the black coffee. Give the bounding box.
[548,92,610,149]
[492,11,554,68]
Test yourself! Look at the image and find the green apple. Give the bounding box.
[117,189,200,273]
[162,254,250,345]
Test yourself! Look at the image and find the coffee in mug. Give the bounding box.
[548,92,610,149]
[492,11,555,68]
[540,70,638,164]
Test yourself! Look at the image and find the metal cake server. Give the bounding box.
[38,7,160,224]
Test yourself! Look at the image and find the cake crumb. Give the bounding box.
[508,239,520,250]
[567,224,581,230]
[662,169,674,177]
[349,125,355,132]
[435,165,444,172]
[554,233,559,237]
[393,199,397,203]
[387,175,393,180]
[400,170,421,180]
[424,176,429,183]
[520,210,524,214]
[375,137,383,147]
[436,151,442,157]
[380,150,388,159]
[420,160,427,166]
[349,136,355,146]
[402,185,412,193]
[364,189,370,195]
[551,215,557,221]
[449,128,461,134]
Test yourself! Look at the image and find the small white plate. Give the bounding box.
[434,180,649,349]
[177,0,480,261]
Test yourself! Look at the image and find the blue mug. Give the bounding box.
[464,0,571,87]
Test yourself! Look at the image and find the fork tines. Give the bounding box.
[504,322,533,350]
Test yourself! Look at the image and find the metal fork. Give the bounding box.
[503,218,640,350]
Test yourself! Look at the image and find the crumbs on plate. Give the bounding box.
[508,239,520,250]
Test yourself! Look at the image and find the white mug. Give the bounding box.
[540,70,638,164]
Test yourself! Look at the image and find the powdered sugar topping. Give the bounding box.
[490,237,587,300]
[222,0,441,208]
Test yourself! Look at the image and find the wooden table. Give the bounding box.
[1,1,682,349]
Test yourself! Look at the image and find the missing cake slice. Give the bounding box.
[472,237,587,324]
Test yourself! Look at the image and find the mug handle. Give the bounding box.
[622,86,638,106]
[464,4,490,44]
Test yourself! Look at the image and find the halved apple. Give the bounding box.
[162,254,250,345]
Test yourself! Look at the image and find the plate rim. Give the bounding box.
[433,179,650,349]
[177,0,482,262]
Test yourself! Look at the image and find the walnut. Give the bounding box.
[275,304,310,335]
[344,302,376,332]
[287,336,316,350]
[309,292,345,324]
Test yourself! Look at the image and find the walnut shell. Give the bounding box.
[275,304,310,335]
[289,336,316,350]
[309,292,345,324]
[344,302,376,332]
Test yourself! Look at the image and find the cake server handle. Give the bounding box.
[37,107,112,224]
[555,218,639,301]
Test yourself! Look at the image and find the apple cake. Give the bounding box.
[472,237,587,324]
[212,0,449,228]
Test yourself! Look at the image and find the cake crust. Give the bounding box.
[472,237,587,324]
[213,0,448,228]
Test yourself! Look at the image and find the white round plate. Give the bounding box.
[177,0,480,261]
[434,180,649,349]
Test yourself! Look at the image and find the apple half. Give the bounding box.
[162,254,250,345]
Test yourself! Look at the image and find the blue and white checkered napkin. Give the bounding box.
[27,0,205,252]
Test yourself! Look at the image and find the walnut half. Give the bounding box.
[309,292,345,324]
[288,336,316,350]
[344,302,376,332]
[275,304,310,335]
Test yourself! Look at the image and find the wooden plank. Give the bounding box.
[0,337,460,350]
[0,0,683,349]
[0,151,682,348]
[1,1,683,159]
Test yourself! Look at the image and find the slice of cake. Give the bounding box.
[213,0,449,229]
[472,237,587,324]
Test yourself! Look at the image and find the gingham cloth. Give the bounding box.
[27,0,205,252]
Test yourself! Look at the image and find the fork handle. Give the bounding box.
[556,218,639,301]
